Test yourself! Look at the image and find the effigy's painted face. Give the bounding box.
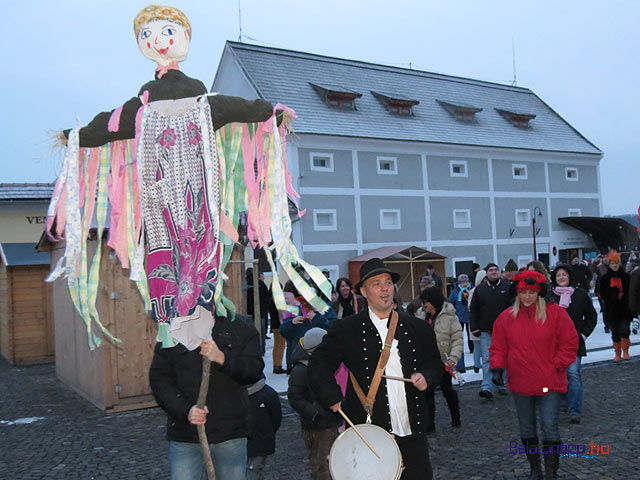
[137,20,190,65]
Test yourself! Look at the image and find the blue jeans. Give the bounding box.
[472,341,482,369]
[566,356,582,417]
[512,392,561,441]
[480,332,494,392]
[169,438,247,480]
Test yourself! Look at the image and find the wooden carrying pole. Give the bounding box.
[197,358,215,479]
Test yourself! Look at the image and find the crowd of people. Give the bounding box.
[148,251,638,480]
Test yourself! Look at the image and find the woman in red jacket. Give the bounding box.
[490,271,577,480]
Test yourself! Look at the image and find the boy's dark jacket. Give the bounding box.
[247,379,282,457]
[288,348,340,430]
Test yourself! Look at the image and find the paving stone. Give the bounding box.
[0,356,637,479]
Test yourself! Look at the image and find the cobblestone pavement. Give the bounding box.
[1,356,637,479]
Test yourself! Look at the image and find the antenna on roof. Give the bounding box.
[238,0,244,42]
[511,39,517,86]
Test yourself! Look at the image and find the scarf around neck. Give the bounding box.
[553,286,575,308]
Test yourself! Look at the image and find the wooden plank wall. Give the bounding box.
[0,263,12,362]
[106,250,157,406]
[51,243,107,409]
[9,265,54,364]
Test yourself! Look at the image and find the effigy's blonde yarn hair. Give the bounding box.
[133,5,192,39]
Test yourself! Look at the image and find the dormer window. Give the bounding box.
[310,83,362,110]
[496,108,536,128]
[371,91,419,115]
[437,100,482,122]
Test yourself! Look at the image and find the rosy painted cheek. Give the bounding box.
[147,42,151,49]
[170,39,174,45]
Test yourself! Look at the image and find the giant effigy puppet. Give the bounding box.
[48,4,330,347]
[46,6,329,476]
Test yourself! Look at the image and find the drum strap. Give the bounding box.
[349,310,398,419]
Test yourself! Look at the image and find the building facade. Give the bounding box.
[213,42,602,279]
[0,183,54,244]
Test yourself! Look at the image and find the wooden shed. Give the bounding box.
[37,233,247,412]
[349,246,447,303]
[37,233,158,412]
[0,243,53,365]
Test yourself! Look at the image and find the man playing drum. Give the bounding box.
[308,258,444,480]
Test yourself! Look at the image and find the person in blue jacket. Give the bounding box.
[279,281,336,373]
[448,274,473,373]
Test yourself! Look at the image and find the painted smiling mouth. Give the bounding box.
[154,47,169,55]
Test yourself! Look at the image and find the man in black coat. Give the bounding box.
[149,313,264,480]
[308,258,444,480]
[571,256,593,292]
[469,263,513,398]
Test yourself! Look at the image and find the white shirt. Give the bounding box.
[368,308,412,437]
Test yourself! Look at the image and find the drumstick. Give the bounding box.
[337,407,381,459]
[382,374,413,383]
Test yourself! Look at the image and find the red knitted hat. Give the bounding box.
[512,270,547,293]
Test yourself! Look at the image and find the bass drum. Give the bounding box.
[329,423,403,480]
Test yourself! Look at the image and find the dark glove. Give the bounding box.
[491,368,504,387]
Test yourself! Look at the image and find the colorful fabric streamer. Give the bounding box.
[46,99,328,349]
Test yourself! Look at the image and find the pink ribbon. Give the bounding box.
[108,105,124,133]
[155,61,180,79]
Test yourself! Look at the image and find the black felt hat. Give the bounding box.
[354,258,400,293]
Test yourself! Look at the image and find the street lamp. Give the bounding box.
[532,206,543,260]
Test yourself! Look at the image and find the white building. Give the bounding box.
[213,42,603,278]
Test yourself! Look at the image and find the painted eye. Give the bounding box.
[140,29,151,39]
[162,26,175,36]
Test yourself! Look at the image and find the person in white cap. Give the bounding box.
[288,328,340,480]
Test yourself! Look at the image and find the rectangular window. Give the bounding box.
[453,257,476,278]
[450,160,468,178]
[565,167,579,181]
[313,209,337,231]
[317,265,339,285]
[518,255,533,268]
[380,209,401,230]
[377,156,398,175]
[515,209,531,227]
[310,152,334,172]
[512,164,528,180]
[453,209,471,229]
[568,208,581,217]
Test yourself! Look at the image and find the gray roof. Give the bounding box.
[0,183,55,201]
[221,42,601,156]
[0,242,50,266]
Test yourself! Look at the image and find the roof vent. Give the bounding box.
[310,83,362,110]
[372,91,419,115]
[495,108,536,128]
[437,100,482,122]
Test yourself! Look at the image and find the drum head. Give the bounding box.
[329,423,402,480]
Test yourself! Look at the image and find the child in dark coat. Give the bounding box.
[247,377,282,480]
[287,328,340,480]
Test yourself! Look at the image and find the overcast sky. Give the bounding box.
[2,1,638,215]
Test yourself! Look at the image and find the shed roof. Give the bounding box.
[351,245,446,263]
[558,217,640,252]
[0,183,55,201]
[220,42,602,156]
[0,242,50,266]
